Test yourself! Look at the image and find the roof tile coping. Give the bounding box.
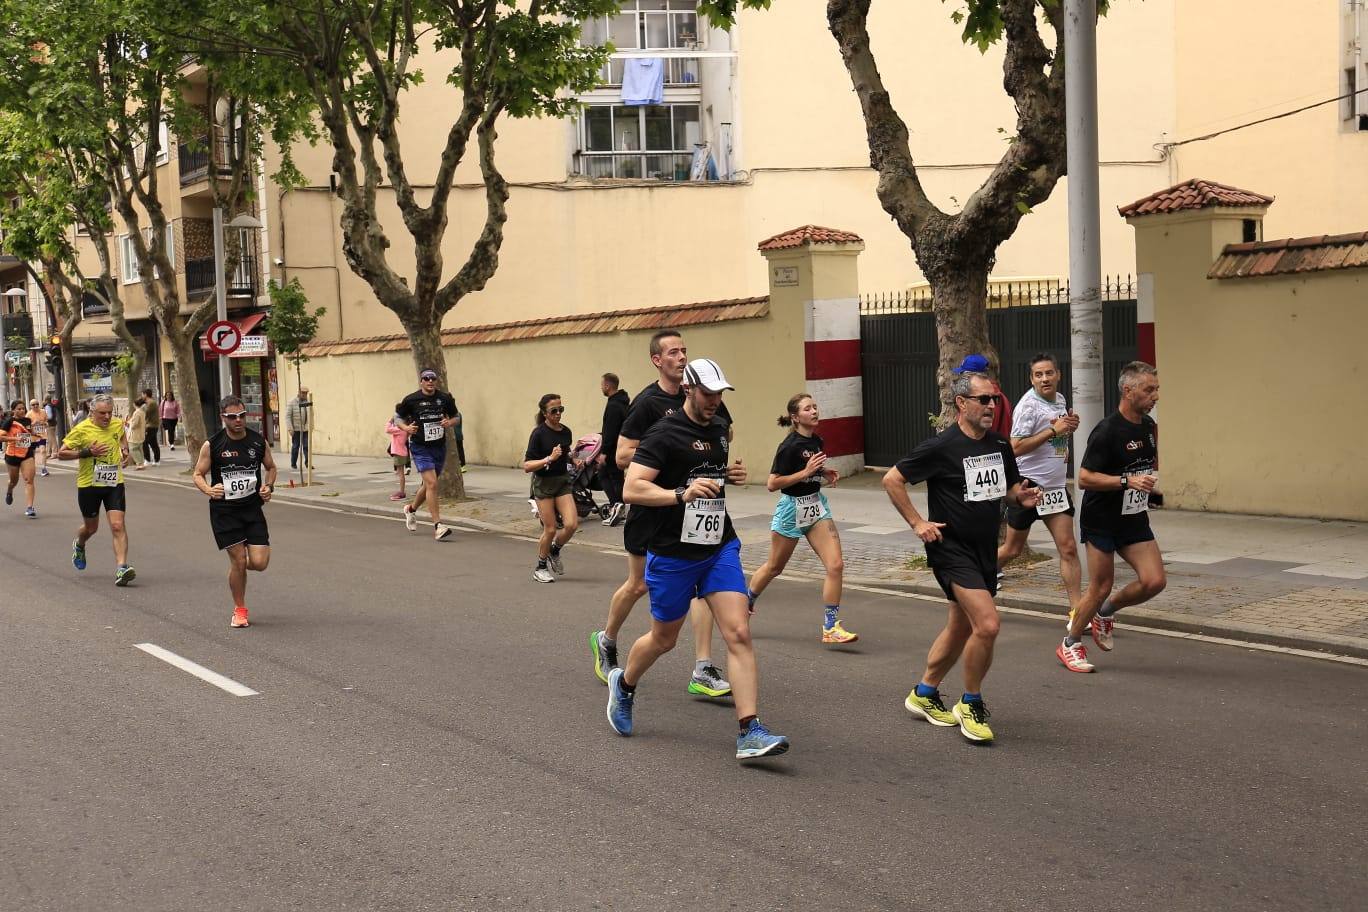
[298,295,770,355]
[1119,178,1274,218]
[757,225,865,251]
[1209,230,1368,279]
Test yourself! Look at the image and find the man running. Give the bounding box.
[2,401,39,517]
[57,394,135,585]
[396,369,459,541]
[996,353,1084,663]
[1062,361,1166,670]
[883,371,1040,743]
[606,358,789,760]
[590,330,730,700]
[193,395,277,629]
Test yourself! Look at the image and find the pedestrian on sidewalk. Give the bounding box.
[125,398,148,470]
[27,399,49,477]
[140,388,161,465]
[524,393,577,582]
[72,400,89,427]
[3,401,39,517]
[159,391,180,450]
[193,395,277,629]
[746,393,856,645]
[386,404,410,501]
[597,372,629,526]
[286,388,311,470]
[1063,361,1166,671]
[952,353,1013,438]
[884,370,1040,744]
[397,369,459,541]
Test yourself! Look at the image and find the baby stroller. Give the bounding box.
[570,433,610,521]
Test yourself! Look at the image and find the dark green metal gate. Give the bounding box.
[860,279,1137,467]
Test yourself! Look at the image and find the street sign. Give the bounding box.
[5,350,31,366]
[229,335,270,358]
[205,320,242,356]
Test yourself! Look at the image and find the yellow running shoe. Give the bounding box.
[822,621,859,644]
[904,689,956,726]
[952,699,994,743]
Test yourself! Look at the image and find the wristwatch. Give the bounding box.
[1120,474,1129,491]
[675,486,686,504]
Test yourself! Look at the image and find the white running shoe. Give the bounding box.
[403,506,417,531]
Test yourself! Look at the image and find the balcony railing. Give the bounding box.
[178,136,238,186]
[185,255,257,298]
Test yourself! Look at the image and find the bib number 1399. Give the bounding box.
[1122,487,1149,515]
[681,497,726,546]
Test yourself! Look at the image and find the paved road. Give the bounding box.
[2,480,1364,911]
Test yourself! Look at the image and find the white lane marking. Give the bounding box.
[134,643,259,696]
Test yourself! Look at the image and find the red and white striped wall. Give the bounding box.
[804,295,865,476]
[1138,272,1157,420]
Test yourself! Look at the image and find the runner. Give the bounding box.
[56,394,135,585]
[27,399,50,476]
[883,371,1040,743]
[396,369,459,541]
[2,401,39,517]
[191,396,276,628]
[523,393,578,583]
[995,353,1084,660]
[606,358,789,760]
[1063,361,1166,670]
[746,393,857,644]
[589,330,730,702]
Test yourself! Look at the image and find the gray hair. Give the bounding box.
[90,394,115,409]
[951,371,990,404]
[1118,361,1157,394]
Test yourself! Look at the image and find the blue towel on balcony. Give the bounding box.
[622,58,665,106]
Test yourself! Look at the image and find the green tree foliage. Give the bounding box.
[262,278,326,390]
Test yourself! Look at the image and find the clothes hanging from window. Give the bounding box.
[621,58,665,106]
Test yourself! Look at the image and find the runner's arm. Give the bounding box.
[191,442,220,497]
[615,435,639,471]
[624,463,719,506]
[1011,423,1058,456]
[882,466,929,528]
[1079,468,1154,493]
[260,447,278,500]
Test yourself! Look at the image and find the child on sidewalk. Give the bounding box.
[386,405,410,501]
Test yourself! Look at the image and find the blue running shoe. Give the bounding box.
[606,667,634,736]
[72,539,86,571]
[736,719,789,760]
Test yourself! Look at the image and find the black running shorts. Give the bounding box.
[623,510,651,558]
[930,556,999,603]
[210,506,271,550]
[77,484,126,518]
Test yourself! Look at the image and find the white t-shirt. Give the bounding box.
[1011,389,1069,489]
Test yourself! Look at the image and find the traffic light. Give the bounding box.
[45,334,61,372]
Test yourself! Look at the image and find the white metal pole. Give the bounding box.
[1066,0,1103,540]
[212,205,232,399]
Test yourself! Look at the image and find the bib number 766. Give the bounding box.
[681,497,726,545]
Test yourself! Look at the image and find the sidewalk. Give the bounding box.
[76,446,1368,660]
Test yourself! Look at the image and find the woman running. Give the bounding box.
[747,393,857,644]
[522,393,577,583]
[27,399,50,476]
[2,400,39,517]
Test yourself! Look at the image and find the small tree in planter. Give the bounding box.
[263,278,325,483]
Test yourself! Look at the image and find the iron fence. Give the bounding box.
[860,275,1135,314]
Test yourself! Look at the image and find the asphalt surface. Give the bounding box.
[2,478,1364,912]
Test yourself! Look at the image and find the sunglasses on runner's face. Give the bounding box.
[223,412,248,420]
[960,394,1000,406]
[547,407,565,415]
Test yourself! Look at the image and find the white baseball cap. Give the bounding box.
[682,358,735,392]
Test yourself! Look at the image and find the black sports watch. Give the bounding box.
[675,486,686,504]
[1120,474,1129,491]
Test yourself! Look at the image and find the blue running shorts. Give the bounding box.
[645,537,747,623]
[409,441,446,475]
[770,492,833,540]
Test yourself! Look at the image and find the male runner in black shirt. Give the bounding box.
[1064,361,1166,670]
[396,369,460,541]
[193,396,277,628]
[606,358,789,760]
[589,330,730,700]
[883,371,1040,743]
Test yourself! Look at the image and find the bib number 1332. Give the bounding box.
[962,453,1006,502]
[682,497,726,546]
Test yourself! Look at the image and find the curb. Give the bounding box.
[856,576,1368,662]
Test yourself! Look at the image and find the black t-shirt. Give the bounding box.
[631,409,736,560]
[895,425,1021,570]
[208,428,267,511]
[525,423,573,477]
[771,430,825,497]
[1080,411,1158,535]
[620,381,732,442]
[599,390,630,459]
[397,390,457,447]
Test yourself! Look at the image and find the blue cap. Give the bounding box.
[952,354,991,374]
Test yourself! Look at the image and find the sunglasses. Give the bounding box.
[420,375,438,381]
[223,412,248,420]
[547,407,565,415]
[959,394,1000,406]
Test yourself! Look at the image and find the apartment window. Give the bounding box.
[1342,1,1368,130]
[119,234,137,284]
[579,103,700,179]
[155,121,170,165]
[582,1,702,86]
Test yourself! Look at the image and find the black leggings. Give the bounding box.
[142,433,161,463]
[600,463,624,506]
[163,419,177,446]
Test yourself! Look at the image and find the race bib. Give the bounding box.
[1122,487,1149,516]
[962,453,1006,502]
[222,469,259,501]
[794,491,827,527]
[93,462,119,487]
[1037,487,1069,516]
[14,433,30,449]
[423,422,444,442]
[681,497,726,546]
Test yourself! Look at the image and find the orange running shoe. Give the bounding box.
[231,606,250,628]
[822,621,859,644]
